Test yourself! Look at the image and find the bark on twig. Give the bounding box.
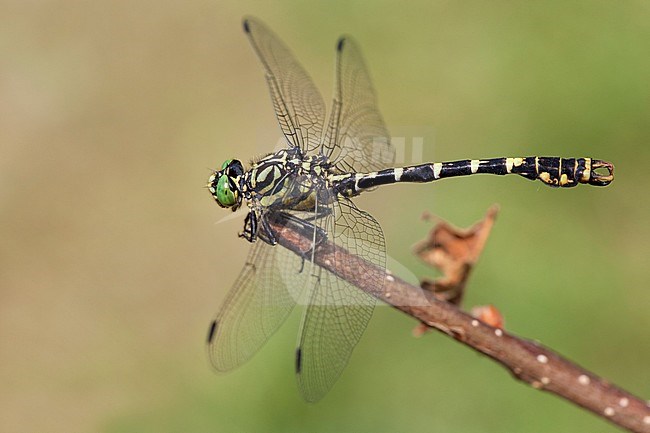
[268,215,650,433]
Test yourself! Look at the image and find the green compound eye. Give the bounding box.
[221,159,233,170]
[216,175,236,207]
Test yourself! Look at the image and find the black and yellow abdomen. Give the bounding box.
[331,156,614,197]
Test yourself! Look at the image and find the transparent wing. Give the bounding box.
[323,37,395,174]
[295,194,386,402]
[206,235,309,371]
[243,17,326,154]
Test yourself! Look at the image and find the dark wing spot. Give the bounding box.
[207,320,218,343]
[243,19,251,33]
[295,347,303,374]
[337,38,345,52]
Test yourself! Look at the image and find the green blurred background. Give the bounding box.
[2,1,649,432]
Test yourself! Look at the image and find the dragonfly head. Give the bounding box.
[208,159,244,211]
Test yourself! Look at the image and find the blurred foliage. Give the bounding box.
[1,1,648,432]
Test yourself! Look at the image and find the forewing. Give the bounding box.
[323,37,395,174]
[243,17,326,153]
[295,195,386,402]
[207,237,308,371]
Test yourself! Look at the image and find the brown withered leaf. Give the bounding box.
[413,205,499,306]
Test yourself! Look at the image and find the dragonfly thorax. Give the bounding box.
[208,147,336,218]
[245,148,330,210]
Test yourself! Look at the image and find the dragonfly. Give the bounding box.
[206,17,614,402]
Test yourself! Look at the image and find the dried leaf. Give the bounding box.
[413,205,499,305]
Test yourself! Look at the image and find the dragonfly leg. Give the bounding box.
[256,213,280,245]
[298,205,332,223]
[261,210,330,271]
[264,210,330,275]
[240,211,265,243]
[270,211,328,243]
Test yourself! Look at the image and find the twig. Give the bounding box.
[268,217,650,433]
